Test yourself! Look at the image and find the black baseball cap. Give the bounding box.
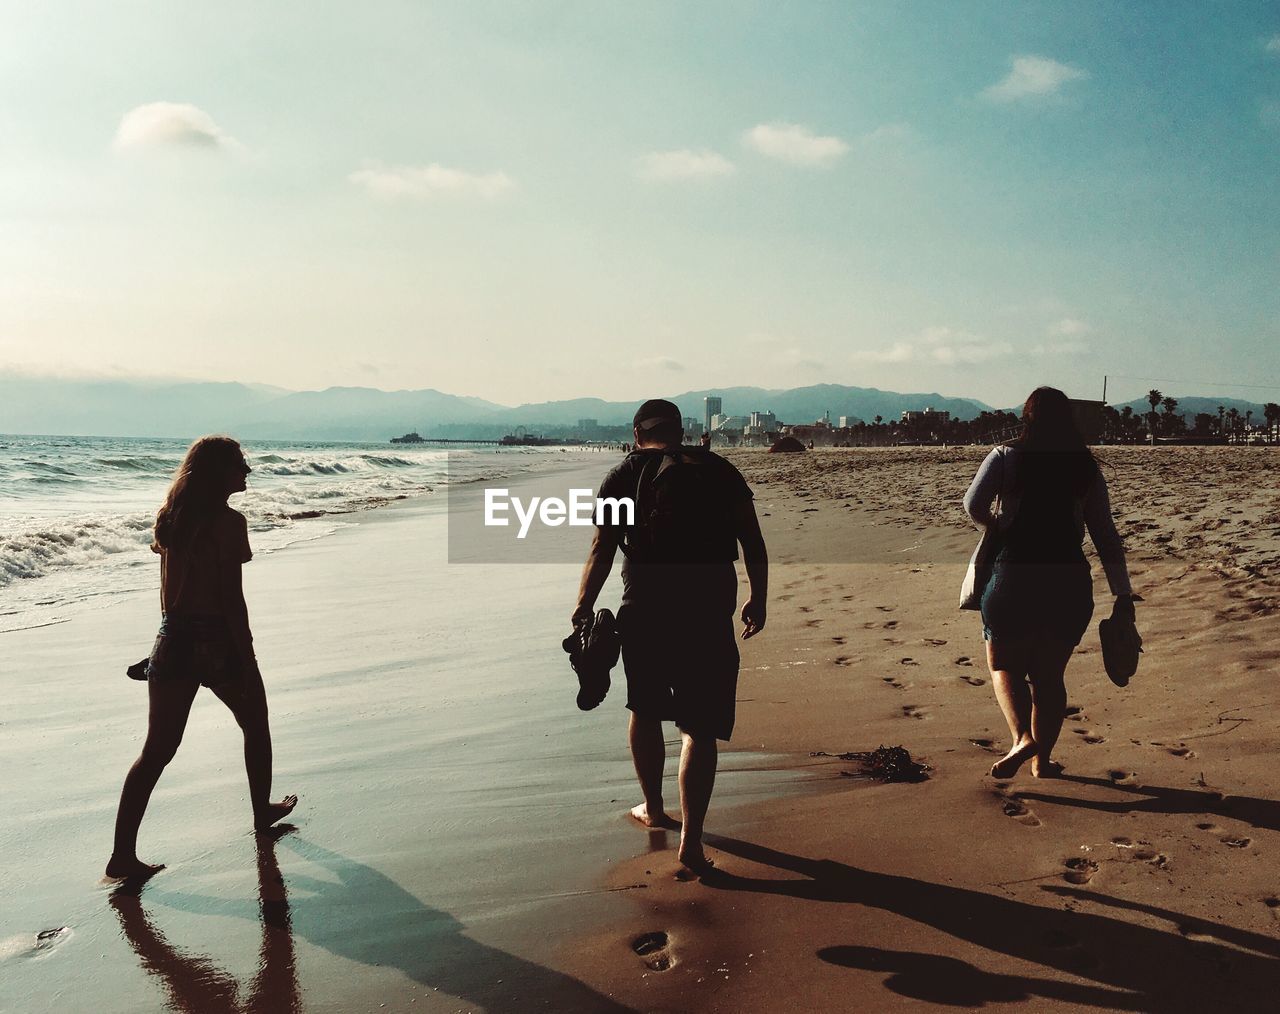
[632,399,682,431]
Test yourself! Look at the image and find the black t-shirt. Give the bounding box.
[596,447,753,611]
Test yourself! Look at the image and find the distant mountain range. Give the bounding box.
[0,373,1269,441]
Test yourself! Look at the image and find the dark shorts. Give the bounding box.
[980,560,1094,647]
[147,613,241,689]
[618,605,740,741]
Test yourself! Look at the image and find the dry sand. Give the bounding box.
[568,445,1280,1013]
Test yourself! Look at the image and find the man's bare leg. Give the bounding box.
[628,714,679,828]
[677,731,717,871]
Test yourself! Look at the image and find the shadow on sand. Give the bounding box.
[1018,774,1280,833]
[116,830,633,1014]
[701,833,1278,1012]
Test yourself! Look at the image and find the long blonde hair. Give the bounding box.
[153,435,244,552]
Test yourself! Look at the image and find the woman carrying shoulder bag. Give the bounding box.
[963,388,1137,780]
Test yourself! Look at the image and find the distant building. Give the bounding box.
[901,407,951,425]
[704,396,722,435]
[748,410,777,431]
[711,413,748,432]
[838,416,855,429]
[683,416,704,439]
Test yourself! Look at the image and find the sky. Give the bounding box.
[1,1,1278,409]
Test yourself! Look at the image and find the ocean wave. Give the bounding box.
[0,515,155,587]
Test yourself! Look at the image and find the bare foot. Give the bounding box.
[254,794,298,831]
[990,737,1037,779]
[1031,758,1065,779]
[677,841,716,877]
[104,856,165,881]
[630,803,680,830]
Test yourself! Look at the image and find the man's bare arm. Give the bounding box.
[573,526,620,624]
[733,500,768,638]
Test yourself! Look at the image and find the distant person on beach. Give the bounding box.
[963,387,1135,779]
[699,432,711,449]
[573,400,768,873]
[106,436,296,880]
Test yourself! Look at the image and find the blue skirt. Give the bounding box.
[980,559,1094,646]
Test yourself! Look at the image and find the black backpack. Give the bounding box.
[621,448,725,564]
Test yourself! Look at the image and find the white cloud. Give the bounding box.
[113,102,239,151]
[1031,340,1090,355]
[779,347,824,371]
[852,327,1013,366]
[637,149,735,182]
[849,341,917,364]
[348,163,515,200]
[981,55,1088,103]
[742,122,849,167]
[632,356,685,372]
[1266,35,1280,53]
[1048,317,1089,336]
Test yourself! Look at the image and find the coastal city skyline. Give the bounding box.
[3,3,1278,409]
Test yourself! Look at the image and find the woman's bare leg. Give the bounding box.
[1028,641,1074,777]
[107,678,200,878]
[211,671,296,829]
[986,639,1037,778]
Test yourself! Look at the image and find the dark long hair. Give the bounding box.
[1005,387,1098,496]
[152,436,244,552]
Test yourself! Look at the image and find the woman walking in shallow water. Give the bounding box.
[106,436,296,880]
[964,387,1136,779]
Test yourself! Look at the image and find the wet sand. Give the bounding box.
[0,453,803,1013]
[567,446,1280,1013]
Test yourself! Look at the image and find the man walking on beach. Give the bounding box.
[573,399,768,873]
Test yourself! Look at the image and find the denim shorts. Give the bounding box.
[147,613,242,689]
[980,559,1094,647]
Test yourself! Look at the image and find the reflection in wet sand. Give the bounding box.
[110,826,301,1013]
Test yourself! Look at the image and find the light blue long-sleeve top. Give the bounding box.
[962,445,1133,597]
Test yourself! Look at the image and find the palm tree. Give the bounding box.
[1217,405,1226,435]
[1146,389,1162,443]
[1264,403,1280,444]
[1227,407,1241,441]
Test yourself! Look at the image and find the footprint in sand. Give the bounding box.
[882,620,899,629]
[1263,897,1280,917]
[901,704,928,719]
[799,606,813,613]
[834,656,853,667]
[993,787,1041,827]
[1110,836,1134,848]
[1131,849,1169,868]
[632,931,673,972]
[1063,858,1099,884]
[899,657,919,666]
[1221,836,1252,849]
[1108,770,1138,785]
[969,737,999,754]
[953,656,974,667]
[1195,822,1222,832]
[1167,746,1197,759]
[958,674,986,686]
[777,594,794,602]
[922,638,947,646]
[882,677,906,690]
[1074,732,1105,744]
[831,636,847,645]
[805,618,823,628]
